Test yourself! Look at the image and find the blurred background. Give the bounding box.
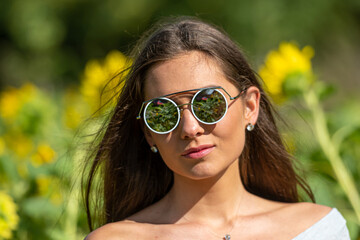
[0,0,359,239]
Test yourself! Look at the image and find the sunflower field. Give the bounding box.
[1,0,360,239]
[0,50,129,239]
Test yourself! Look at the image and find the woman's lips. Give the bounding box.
[181,145,215,159]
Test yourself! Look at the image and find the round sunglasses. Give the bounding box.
[136,86,246,134]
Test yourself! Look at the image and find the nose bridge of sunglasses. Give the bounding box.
[175,102,191,118]
[177,102,192,109]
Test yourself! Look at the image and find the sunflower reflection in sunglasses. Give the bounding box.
[137,86,246,134]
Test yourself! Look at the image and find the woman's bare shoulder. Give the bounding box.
[85,198,171,240]
[270,202,333,237]
[285,202,332,221]
[248,193,332,218]
[84,220,146,240]
[279,202,332,218]
[262,199,332,223]
[244,196,333,238]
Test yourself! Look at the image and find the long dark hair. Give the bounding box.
[82,16,314,231]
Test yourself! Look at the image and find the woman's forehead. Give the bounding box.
[144,51,229,100]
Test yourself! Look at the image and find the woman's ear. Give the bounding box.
[142,123,155,147]
[243,86,261,125]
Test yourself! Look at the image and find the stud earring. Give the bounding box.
[246,123,254,131]
[150,146,158,153]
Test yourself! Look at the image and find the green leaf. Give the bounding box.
[314,81,335,101]
[283,72,311,98]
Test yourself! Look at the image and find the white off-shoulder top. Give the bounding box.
[292,208,350,240]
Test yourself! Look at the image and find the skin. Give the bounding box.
[86,51,331,240]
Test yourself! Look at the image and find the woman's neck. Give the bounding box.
[165,159,249,226]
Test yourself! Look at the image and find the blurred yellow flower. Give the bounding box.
[0,83,37,121]
[36,176,62,205]
[259,42,314,102]
[0,137,5,156]
[63,87,85,129]
[80,50,131,113]
[17,163,28,178]
[0,191,19,239]
[31,143,56,167]
[36,175,52,195]
[0,88,20,120]
[4,134,33,159]
[64,105,83,129]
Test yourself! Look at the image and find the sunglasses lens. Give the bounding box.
[144,98,179,133]
[192,89,227,123]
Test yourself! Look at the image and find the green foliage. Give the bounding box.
[283,80,360,239]
[0,0,359,238]
[1,0,359,89]
[261,41,360,239]
[0,84,88,239]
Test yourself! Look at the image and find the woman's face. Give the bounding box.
[143,51,259,180]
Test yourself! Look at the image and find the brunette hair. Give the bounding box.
[82,16,314,231]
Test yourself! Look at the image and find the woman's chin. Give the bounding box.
[187,163,226,180]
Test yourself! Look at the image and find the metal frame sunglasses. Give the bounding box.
[136,86,247,134]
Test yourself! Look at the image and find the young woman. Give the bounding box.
[83,17,350,239]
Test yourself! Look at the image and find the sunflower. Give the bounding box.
[259,42,314,103]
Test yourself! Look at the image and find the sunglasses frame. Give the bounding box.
[137,86,247,134]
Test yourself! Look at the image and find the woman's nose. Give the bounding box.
[179,108,205,139]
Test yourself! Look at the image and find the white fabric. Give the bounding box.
[292,208,350,240]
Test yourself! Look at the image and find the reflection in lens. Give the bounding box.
[193,89,226,123]
[145,98,178,132]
